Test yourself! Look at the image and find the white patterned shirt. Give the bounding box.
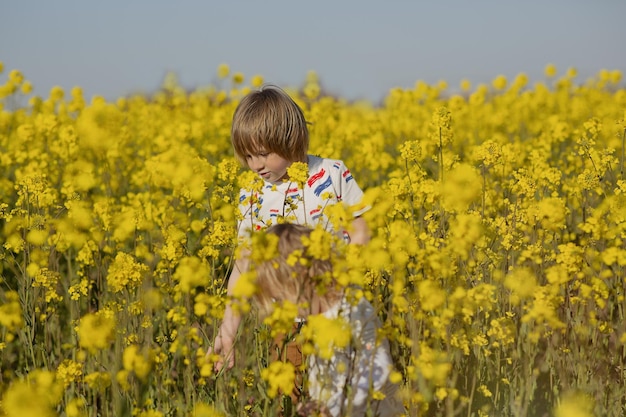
[237,155,369,241]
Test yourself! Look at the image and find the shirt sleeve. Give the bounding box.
[330,159,371,218]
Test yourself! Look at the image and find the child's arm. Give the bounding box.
[350,216,370,245]
[207,253,249,370]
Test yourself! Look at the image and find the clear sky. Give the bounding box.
[1,0,625,104]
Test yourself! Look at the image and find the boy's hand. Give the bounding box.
[206,332,235,371]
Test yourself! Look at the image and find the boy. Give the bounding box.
[209,85,370,371]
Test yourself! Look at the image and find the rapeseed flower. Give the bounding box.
[106,252,148,293]
[440,163,481,212]
[123,344,154,381]
[250,74,264,88]
[554,392,594,417]
[504,267,537,303]
[84,371,112,392]
[232,72,245,85]
[262,300,299,338]
[1,370,63,417]
[286,161,309,188]
[418,279,446,312]
[20,80,33,95]
[65,398,87,417]
[300,314,351,359]
[260,361,296,398]
[217,63,230,79]
[492,75,507,90]
[76,311,116,353]
[545,63,557,78]
[56,359,83,388]
[0,291,24,332]
[301,226,333,261]
[173,256,211,293]
[192,403,226,417]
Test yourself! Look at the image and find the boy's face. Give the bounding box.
[246,151,291,183]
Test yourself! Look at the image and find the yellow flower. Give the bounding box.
[478,384,492,398]
[217,63,230,79]
[123,345,154,381]
[545,63,557,77]
[249,231,280,263]
[66,398,87,417]
[300,314,351,359]
[250,74,264,88]
[107,252,148,293]
[263,300,299,338]
[554,392,594,417]
[20,81,33,95]
[77,311,116,353]
[418,280,446,311]
[440,163,481,212]
[287,161,309,187]
[84,371,112,392]
[492,74,507,90]
[232,72,245,85]
[192,403,226,417]
[49,85,64,101]
[301,227,333,261]
[8,69,24,85]
[504,267,537,303]
[531,197,568,232]
[231,271,257,301]
[565,67,578,78]
[2,370,63,417]
[0,291,24,332]
[172,256,211,293]
[413,343,452,385]
[304,82,320,100]
[56,359,83,388]
[260,361,296,398]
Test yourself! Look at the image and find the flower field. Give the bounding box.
[1,61,625,417]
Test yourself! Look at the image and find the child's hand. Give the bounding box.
[206,332,235,371]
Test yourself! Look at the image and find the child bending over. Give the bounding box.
[254,223,404,417]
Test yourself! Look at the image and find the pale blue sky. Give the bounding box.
[1,0,625,104]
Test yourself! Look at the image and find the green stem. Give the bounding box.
[405,159,417,232]
[439,127,444,183]
[482,164,487,219]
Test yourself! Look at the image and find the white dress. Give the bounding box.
[307,297,405,417]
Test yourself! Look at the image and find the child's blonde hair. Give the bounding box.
[231,85,309,167]
[253,223,341,317]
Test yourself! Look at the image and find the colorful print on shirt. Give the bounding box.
[236,155,369,239]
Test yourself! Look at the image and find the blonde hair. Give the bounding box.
[253,224,340,317]
[231,85,309,167]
